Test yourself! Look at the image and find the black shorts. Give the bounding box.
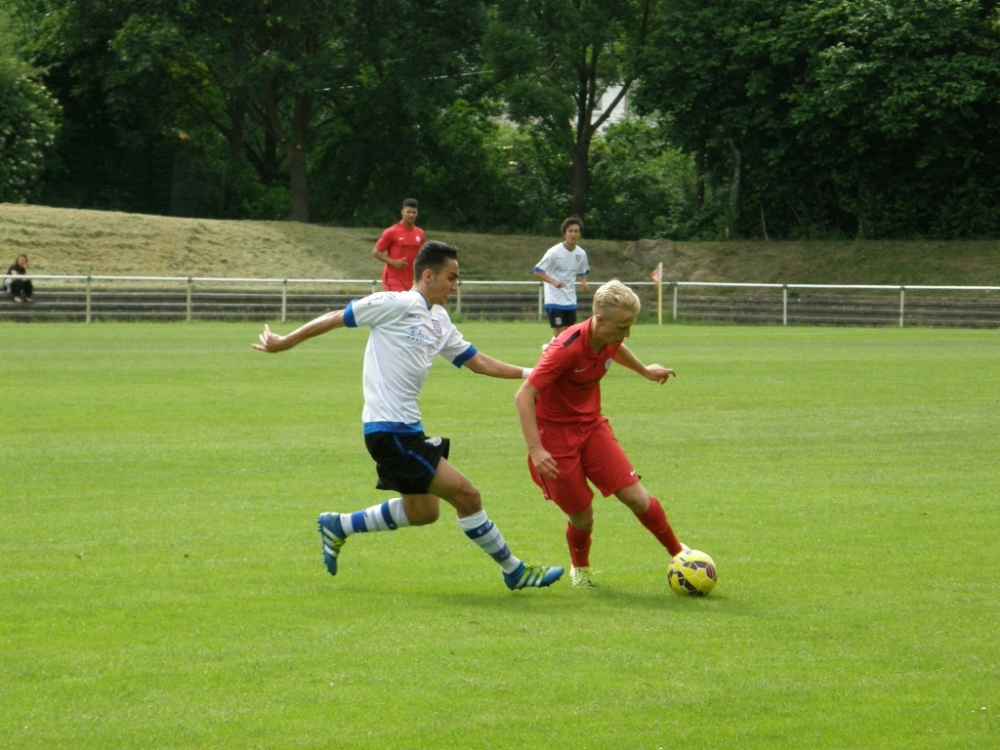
[364,431,451,495]
[545,307,577,328]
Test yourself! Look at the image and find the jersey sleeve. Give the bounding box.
[434,307,477,367]
[374,226,395,252]
[344,292,407,328]
[533,245,557,275]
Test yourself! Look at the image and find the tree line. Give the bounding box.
[3,0,1000,240]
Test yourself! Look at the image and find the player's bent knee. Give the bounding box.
[449,486,482,517]
[569,507,594,532]
[615,484,649,513]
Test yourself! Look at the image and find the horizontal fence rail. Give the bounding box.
[2,274,1000,328]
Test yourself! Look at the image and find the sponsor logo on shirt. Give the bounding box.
[406,325,441,347]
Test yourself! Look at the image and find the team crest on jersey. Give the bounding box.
[425,436,443,446]
[604,358,613,370]
[431,319,443,336]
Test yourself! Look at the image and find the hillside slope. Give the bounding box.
[2,203,999,286]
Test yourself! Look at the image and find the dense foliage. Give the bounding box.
[636,0,1000,239]
[0,9,59,203]
[5,0,1000,239]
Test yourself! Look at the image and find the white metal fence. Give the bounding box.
[3,274,1000,327]
[658,280,1000,328]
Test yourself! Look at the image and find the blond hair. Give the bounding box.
[592,279,640,318]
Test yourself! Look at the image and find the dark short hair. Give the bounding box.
[561,216,583,235]
[414,241,458,278]
[403,198,419,209]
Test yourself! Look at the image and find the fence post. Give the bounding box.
[656,273,663,326]
[782,285,788,327]
[899,286,906,328]
[86,276,92,324]
[456,279,462,316]
[186,278,193,321]
[672,283,679,322]
[538,283,544,321]
[281,279,288,323]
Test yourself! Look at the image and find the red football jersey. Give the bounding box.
[376,221,425,291]
[528,318,622,425]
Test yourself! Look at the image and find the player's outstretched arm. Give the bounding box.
[613,345,676,384]
[252,310,346,353]
[463,352,532,380]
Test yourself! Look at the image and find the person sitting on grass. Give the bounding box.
[5,254,33,303]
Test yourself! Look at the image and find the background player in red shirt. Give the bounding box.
[372,198,425,291]
[514,280,686,589]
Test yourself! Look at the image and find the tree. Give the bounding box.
[779,0,1000,237]
[634,0,799,238]
[107,0,356,222]
[23,0,488,222]
[586,119,701,240]
[636,0,1000,239]
[0,7,60,203]
[485,0,664,221]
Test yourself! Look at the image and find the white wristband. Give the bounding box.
[522,368,533,379]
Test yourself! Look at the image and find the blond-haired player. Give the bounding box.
[515,280,687,589]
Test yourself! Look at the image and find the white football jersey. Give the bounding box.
[344,291,476,433]
[534,242,589,308]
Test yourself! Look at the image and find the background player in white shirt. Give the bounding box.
[533,217,590,349]
[254,241,563,591]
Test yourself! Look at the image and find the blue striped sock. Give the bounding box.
[341,498,409,536]
[458,510,521,574]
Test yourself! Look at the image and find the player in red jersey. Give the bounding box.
[372,198,425,291]
[515,280,686,589]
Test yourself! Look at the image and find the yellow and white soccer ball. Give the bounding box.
[668,549,717,596]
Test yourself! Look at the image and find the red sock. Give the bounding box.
[566,523,592,568]
[635,496,682,556]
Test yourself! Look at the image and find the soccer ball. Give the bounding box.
[668,549,717,596]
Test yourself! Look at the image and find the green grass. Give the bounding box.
[3,321,999,749]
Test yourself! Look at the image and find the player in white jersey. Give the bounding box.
[253,241,564,591]
[533,216,590,350]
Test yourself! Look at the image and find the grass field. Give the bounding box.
[3,321,999,749]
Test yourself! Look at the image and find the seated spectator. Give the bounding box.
[5,254,33,303]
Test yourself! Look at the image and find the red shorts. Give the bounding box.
[527,417,638,515]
